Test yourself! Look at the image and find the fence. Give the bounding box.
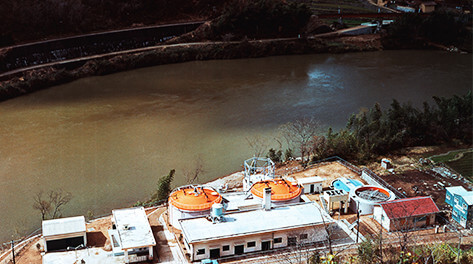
[361,168,406,198]
[308,156,404,199]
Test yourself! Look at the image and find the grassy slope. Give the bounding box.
[430,149,473,180]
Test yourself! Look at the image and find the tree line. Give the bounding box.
[212,0,312,40]
[383,11,472,52]
[272,92,472,164]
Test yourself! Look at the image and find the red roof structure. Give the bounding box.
[379,196,439,219]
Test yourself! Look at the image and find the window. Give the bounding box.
[247,241,256,248]
[273,237,282,244]
[196,248,205,255]
[463,203,468,210]
[222,245,230,251]
[453,210,458,217]
[288,236,297,246]
[446,194,451,200]
[415,216,427,222]
[300,234,308,240]
[455,198,459,204]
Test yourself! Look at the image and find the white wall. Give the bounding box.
[169,205,210,229]
[190,225,328,261]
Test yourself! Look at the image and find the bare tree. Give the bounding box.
[49,189,72,219]
[246,135,270,157]
[33,189,72,220]
[279,117,323,165]
[185,156,205,184]
[33,191,51,220]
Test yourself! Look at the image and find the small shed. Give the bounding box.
[297,176,325,194]
[42,216,87,252]
[373,197,439,232]
[381,158,392,169]
[110,207,156,263]
[420,2,436,13]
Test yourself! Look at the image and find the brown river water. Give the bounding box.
[0,50,471,241]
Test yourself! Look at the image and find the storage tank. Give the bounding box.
[250,179,303,206]
[349,186,395,215]
[168,185,222,229]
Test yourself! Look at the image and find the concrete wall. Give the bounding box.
[168,205,210,229]
[188,225,328,261]
[302,183,323,194]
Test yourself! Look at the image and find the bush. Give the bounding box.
[213,0,311,39]
[152,169,175,203]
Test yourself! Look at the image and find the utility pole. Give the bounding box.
[356,209,360,243]
[379,215,383,264]
[3,240,18,264]
[457,230,463,263]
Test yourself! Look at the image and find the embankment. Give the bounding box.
[0,36,382,101]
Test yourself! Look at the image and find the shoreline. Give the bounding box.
[0,32,462,103]
[0,35,385,102]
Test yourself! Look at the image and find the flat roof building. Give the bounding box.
[297,176,325,194]
[42,216,87,252]
[110,207,156,263]
[179,202,333,261]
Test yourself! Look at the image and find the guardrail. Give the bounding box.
[361,168,406,198]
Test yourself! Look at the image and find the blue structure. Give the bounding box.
[332,178,363,192]
[445,186,473,228]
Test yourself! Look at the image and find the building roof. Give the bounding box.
[179,202,331,243]
[297,176,325,184]
[421,1,437,5]
[250,179,302,201]
[169,186,222,211]
[379,197,439,220]
[446,186,473,196]
[446,186,473,205]
[112,207,156,250]
[43,216,86,237]
[221,192,261,211]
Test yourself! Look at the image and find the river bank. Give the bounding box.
[0,35,383,102]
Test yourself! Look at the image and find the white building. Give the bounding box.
[321,189,349,214]
[297,176,325,194]
[109,207,156,263]
[42,216,87,252]
[179,202,333,262]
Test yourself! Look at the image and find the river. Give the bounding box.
[0,50,471,241]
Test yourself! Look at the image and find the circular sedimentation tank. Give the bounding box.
[168,185,222,228]
[250,178,302,204]
[349,185,395,215]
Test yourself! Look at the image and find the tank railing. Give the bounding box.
[362,168,406,198]
[250,184,302,200]
[170,196,223,211]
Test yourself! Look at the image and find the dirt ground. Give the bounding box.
[7,237,42,264]
[381,169,470,209]
[284,161,368,188]
[363,145,473,209]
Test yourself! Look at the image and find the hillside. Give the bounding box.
[0,0,227,47]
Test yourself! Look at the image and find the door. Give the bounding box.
[262,241,271,251]
[209,248,220,259]
[235,245,244,255]
[426,215,430,226]
[310,184,315,194]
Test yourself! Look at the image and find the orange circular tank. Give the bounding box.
[250,179,302,201]
[168,186,222,211]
